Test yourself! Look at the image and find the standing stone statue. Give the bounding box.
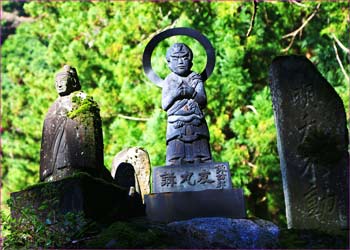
[40,65,106,182]
[162,43,212,165]
[269,56,349,231]
[142,28,246,223]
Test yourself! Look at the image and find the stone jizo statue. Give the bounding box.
[40,65,106,182]
[143,27,216,166]
[162,43,212,165]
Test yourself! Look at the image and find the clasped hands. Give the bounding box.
[177,83,194,98]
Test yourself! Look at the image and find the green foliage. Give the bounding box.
[2,1,349,227]
[2,198,88,249]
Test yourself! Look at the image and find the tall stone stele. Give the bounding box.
[269,56,349,231]
[40,65,105,182]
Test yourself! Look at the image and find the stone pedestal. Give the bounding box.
[11,173,144,223]
[145,162,246,223]
[145,189,245,223]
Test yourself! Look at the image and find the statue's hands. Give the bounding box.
[181,85,194,98]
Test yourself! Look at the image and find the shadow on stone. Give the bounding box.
[11,172,145,224]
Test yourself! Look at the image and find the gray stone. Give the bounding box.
[269,55,349,231]
[111,147,151,201]
[10,173,144,223]
[142,29,246,224]
[40,65,109,182]
[167,217,279,249]
[152,162,232,193]
[161,43,212,165]
[145,189,246,223]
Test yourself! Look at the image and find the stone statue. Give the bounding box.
[40,65,106,182]
[162,43,212,165]
[143,27,216,166]
[142,28,246,224]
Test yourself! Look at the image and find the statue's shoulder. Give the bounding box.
[188,71,201,78]
[165,72,179,81]
[70,91,88,102]
[68,91,100,120]
[187,71,202,81]
[47,95,72,116]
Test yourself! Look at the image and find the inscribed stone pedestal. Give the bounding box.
[152,162,232,193]
[269,55,349,231]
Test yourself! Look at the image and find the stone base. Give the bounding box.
[167,217,280,249]
[144,189,246,223]
[11,172,145,223]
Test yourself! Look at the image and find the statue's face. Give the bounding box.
[167,48,192,76]
[55,75,73,96]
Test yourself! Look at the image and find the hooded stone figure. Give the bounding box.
[40,65,106,182]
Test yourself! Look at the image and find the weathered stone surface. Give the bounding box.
[269,55,349,231]
[152,162,232,193]
[167,217,279,249]
[143,29,216,166]
[10,173,144,223]
[111,147,151,200]
[162,43,212,165]
[144,189,246,223]
[40,65,109,182]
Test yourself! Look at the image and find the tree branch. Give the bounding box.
[118,114,149,122]
[332,33,350,55]
[246,0,258,37]
[2,11,34,28]
[141,12,177,42]
[246,105,258,115]
[281,3,320,52]
[333,41,350,83]
[289,0,308,8]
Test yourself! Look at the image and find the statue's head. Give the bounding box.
[166,43,193,76]
[55,65,81,96]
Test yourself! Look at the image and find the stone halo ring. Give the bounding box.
[142,27,216,88]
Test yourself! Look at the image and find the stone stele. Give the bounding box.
[111,147,151,200]
[269,55,349,231]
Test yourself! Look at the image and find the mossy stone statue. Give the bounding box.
[39,65,106,182]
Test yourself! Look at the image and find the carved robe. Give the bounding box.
[162,72,212,165]
[39,91,104,181]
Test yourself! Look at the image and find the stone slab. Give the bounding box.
[144,188,245,223]
[269,55,349,231]
[152,162,232,193]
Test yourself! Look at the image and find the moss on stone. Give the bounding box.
[21,171,124,193]
[67,92,101,126]
[84,219,172,249]
[67,92,103,157]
